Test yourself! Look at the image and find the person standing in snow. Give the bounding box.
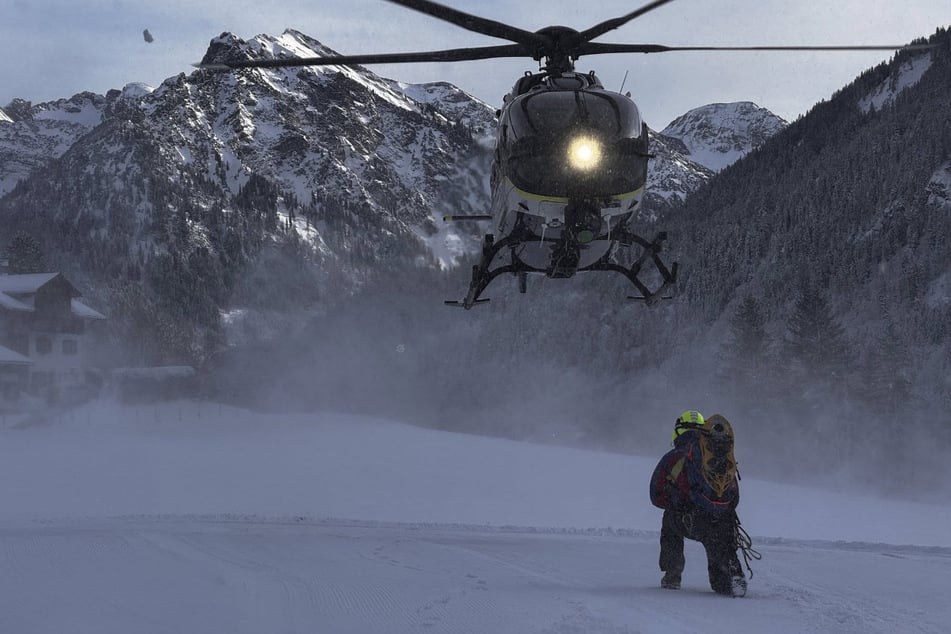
[649,411,747,596]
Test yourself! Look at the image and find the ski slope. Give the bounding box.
[1,401,949,633]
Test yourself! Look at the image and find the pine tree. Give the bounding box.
[5,232,47,273]
[783,279,852,385]
[718,295,771,397]
[861,316,913,419]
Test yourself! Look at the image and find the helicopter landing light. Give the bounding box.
[567,136,602,171]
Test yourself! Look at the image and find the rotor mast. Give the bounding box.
[532,26,583,74]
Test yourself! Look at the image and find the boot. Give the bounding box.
[661,571,681,590]
[730,574,748,597]
[712,572,747,597]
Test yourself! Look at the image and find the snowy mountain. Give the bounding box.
[193,29,496,237]
[642,130,714,212]
[0,29,499,257]
[661,101,788,172]
[0,29,504,359]
[0,92,107,195]
[640,102,789,212]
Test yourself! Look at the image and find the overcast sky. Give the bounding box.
[2,1,947,128]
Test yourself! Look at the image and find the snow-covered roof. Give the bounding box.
[0,272,69,294]
[0,292,32,312]
[0,344,31,365]
[71,299,106,320]
[0,273,105,320]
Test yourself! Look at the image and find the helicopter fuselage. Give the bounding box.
[489,71,650,278]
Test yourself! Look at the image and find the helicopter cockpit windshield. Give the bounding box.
[501,88,649,198]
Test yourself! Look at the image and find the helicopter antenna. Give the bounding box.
[619,69,629,93]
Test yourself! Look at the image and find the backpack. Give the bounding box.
[682,414,739,514]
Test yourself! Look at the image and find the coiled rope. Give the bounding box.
[735,514,762,578]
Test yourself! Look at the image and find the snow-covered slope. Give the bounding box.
[0,400,948,633]
[0,92,107,195]
[1,29,495,274]
[661,101,787,172]
[859,53,933,113]
[643,129,714,211]
[183,29,495,267]
[399,80,495,144]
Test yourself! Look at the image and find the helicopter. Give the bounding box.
[201,0,929,309]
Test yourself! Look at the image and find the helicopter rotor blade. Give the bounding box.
[198,43,533,70]
[580,42,935,55]
[577,0,678,43]
[382,0,547,47]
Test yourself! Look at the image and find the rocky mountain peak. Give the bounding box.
[660,101,787,172]
[0,92,110,196]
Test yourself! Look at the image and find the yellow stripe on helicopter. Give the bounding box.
[506,178,645,205]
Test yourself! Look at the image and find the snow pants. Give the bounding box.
[659,508,744,595]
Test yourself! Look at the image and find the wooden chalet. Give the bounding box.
[0,272,106,406]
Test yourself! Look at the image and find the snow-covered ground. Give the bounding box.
[1,401,949,633]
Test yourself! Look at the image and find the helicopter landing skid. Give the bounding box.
[444,232,524,309]
[445,229,678,309]
[589,230,679,306]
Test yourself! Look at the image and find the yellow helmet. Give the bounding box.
[673,410,705,442]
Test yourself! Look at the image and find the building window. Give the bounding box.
[63,339,78,355]
[35,335,53,354]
